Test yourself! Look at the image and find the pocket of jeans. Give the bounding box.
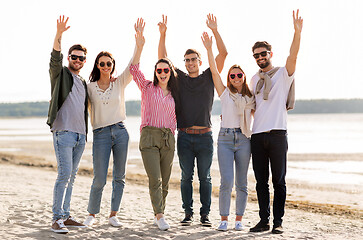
[116,122,125,129]
[93,127,104,135]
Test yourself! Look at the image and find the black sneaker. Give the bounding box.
[249,221,270,232]
[180,214,193,226]
[200,214,212,227]
[272,224,283,234]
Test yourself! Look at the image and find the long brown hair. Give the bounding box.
[153,58,180,117]
[89,51,116,82]
[227,64,252,97]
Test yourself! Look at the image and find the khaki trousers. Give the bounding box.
[139,126,175,214]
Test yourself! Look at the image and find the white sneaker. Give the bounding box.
[217,220,228,231]
[156,217,170,231]
[153,217,157,226]
[235,221,243,231]
[83,215,96,227]
[109,216,122,227]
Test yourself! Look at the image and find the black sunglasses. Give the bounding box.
[69,54,86,62]
[99,61,112,67]
[230,73,244,79]
[253,51,270,59]
[156,68,170,74]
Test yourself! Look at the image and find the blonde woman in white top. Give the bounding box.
[202,32,254,231]
[83,18,145,228]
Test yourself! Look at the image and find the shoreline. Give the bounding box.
[1,150,362,220]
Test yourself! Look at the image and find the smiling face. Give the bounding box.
[184,53,201,76]
[67,50,86,74]
[253,47,272,70]
[155,62,171,88]
[97,56,114,77]
[229,68,244,90]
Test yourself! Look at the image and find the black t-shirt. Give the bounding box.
[176,68,214,128]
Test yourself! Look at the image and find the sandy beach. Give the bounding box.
[0,139,363,239]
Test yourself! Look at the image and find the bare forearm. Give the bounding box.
[53,32,62,51]
[212,29,228,73]
[286,31,301,75]
[132,45,143,65]
[158,33,167,59]
[207,47,225,96]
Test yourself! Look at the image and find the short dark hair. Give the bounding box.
[68,44,87,56]
[184,49,201,59]
[252,41,271,52]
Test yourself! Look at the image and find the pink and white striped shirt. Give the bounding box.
[130,64,177,134]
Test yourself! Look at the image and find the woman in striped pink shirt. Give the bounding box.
[129,26,179,231]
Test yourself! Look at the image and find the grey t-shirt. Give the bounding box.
[51,73,86,135]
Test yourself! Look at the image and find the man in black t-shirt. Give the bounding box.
[158,14,227,227]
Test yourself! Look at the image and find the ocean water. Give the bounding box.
[0,114,362,186]
[0,113,362,154]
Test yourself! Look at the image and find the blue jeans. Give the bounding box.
[217,128,251,217]
[251,130,288,226]
[177,130,213,216]
[87,122,129,214]
[52,131,86,221]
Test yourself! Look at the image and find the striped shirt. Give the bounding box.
[130,64,177,134]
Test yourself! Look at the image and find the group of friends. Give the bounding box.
[47,10,303,235]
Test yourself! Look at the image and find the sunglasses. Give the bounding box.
[99,61,112,67]
[184,57,199,63]
[253,51,270,59]
[156,68,170,74]
[69,54,86,62]
[229,73,244,79]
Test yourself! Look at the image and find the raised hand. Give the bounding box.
[135,30,145,49]
[206,13,218,31]
[134,18,145,34]
[201,32,213,50]
[293,9,303,33]
[56,15,70,35]
[158,15,167,34]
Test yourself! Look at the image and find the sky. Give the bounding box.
[0,0,362,103]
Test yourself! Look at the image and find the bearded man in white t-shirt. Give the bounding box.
[249,10,303,234]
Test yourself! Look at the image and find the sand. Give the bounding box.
[0,139,363,239]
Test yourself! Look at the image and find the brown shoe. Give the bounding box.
[51,219,69,234]
[64,216,87,228]
[272,225,284,234]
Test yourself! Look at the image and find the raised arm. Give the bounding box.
[158,15,168,59]
[53,15,70,51]
[131,18,145,65]
[201,32,225,97]
[206,14,228,73]
[286,9,303,76]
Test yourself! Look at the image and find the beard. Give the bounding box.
[257,59,271,69]
[68,62,83,72]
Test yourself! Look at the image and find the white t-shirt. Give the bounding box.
[250,67,294,134]
[220,88,253,130]
[87,64,132,130]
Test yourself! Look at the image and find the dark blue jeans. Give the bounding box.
[251,130,288,226]
[177,130,213,216]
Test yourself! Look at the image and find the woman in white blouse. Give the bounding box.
[202,32,254,231]
[83,19,145,228]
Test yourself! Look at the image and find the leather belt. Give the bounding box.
[179,127,212,134]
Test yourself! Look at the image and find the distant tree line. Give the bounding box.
[0,99,362,117]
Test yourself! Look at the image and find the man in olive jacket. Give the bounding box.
[47,15,88,234]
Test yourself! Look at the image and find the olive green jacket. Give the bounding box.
[47,49,88,134]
